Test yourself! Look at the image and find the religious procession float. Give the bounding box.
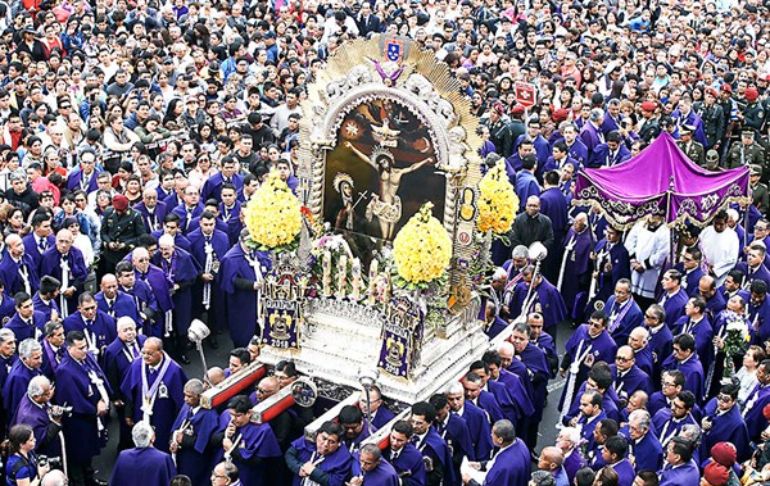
[198,34,529,439]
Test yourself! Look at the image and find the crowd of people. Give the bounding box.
[0,0,767,484]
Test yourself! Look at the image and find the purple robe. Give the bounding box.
[479,439,531,486]
[62,311,117,359]
[54,354,110,462]
[749,296,770,345]
[201,172,244,203]
[743,383,770,441]
[509,278,567,334]
[66,169,99,193]
[120,355,187,453]
[95,291,141,327]
[383,443,426,484]
[629,430,662,474]
[150,230,192,252]
[218,201,243,246]
[704,291,727,321]
[134,200,168,233]
[11,395,61,457]
[39,246,88,316]
[288,437,354,486]
[592,239,631,305]
[3,361,43,421]
[39,339,64,380]
[151,248,200,336]
[563,383,620,424]
[699,399,751,462]
[561,227,594,320]
[672,315,713,366]
[610,458,635,486]
[560,325,617,408]
[170,404,219,485]
[661,354,705,402]
[563,449,585,484]
[188,228,229,324]
[659,461,700,486]
[539,187,569,239]
[459,400,493,461]
[737,261,770,287]
[32,293,58,325]
[415,427,456,485]
[22,233,54,272]
[121,280,158,330]
[109,447,176,486]
[135,265,173,337]
[682,267,705,297]
[171,202,203,234]
[604,296,644,346]
[219,244,271,347]
[4,311,46,342]
[633,344,654,378]
[610,364,652,402]
[0,253,39,296]
[657,288,688,328]
[368,405,395,432]
[653,408,698,447]
[350,453,399,486]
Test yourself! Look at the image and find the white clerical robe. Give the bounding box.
[625,220,670,298]
[700,226,739,286]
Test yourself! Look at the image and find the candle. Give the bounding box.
[351,258,362,300]
[322,250,332,297]
[337,254,347,299]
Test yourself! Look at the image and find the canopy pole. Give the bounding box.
[745,184,753,248]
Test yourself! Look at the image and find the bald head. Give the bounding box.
[540,446,564,468]
[258,376,280,398]
[207,366,226,386]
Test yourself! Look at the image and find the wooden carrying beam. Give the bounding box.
[303,394,360,440]
[201,362,267,409]
[252,385,296,423]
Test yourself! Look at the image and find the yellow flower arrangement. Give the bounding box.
[393,202,452,285]
[244,171,302,250]
[476,162,518,235]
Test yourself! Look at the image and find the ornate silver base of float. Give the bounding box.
[258,296,488,405]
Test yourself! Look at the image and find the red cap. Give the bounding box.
[112,194,129,212]
[705,87,719,98]
[552,108,570,122]
[710,442,737,467]
[746,86,759,102]
[704,462,729,486]
[640,101,657,112]
[511,104,526,115]
[721,83,733,93]
[762,402,770,420]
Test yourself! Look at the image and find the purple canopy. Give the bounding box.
[573,133,749,230]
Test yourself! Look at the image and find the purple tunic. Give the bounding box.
[109,447,177,486]
[219,244,271,347]
[38,247,88,316]
[170,404,219,485]
[151,248,200,336]
[3,361,43,419]
[287,437,352,486]
[561,227,594,320]
[659,461,700,486]
[350,453,400,486]
[120,355,187,453]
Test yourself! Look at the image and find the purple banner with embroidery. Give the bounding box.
[573,133,749,230]
[261,298,300,349]
[378,296,424,378]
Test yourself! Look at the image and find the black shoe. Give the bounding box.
[179,354,191,365]
[90,479,109,486]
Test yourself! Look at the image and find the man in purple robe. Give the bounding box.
[95,274,141,325]
[286,420,353,486]
[410,401,455,486]
[104,317,145,451]
[627,327,654,378]
[611,345,653,406]
[446,383,493,462]
[55,331,111,486]
[151,214,192,252]
[39,229,88,318]
[201,159,243,203]
[559,311,618,411]
[0,329,17,437]
[110,421,177,486]
[5,292,47,343]
[700,383,751,462]
[62,293,117,364]
[33,276,60,325]
[188,211,229,338]
[590,226,631,308]
[116,260,159,332]
[626,409,663,474]
[359,386,395,432]
[737,245,770,287]
[349,444,399,486]
[169,378,219,485]
[134,188,168,233]
[749,280,770,346]
[601,435,635,486]
[658,437,700,486]
[461,419,530,486]
[661,334,705,402]
[658,270,689,328]
[605,279,644,347]
[339,405,371,454]
[218,184,244,246]
[382,420,428,484]
[509,265,567,336]
[120,337,187,453]
[539,171,569,255]
[653,391,698,448]
[529,314,558,376]
[673,296,714,366]
[152,235,200,363]
[0,234,40,297]
[562,365,621,425]
[11,375,63,458]
[699,275,727,321]
[510,321,551,450]
[560,215,594,320]
[40,322,65,380]
[3,338,44,420]
[171,185,204,234]
[22,213,54,273]
[470,359,533,436]
[462,372,504,427]
[220,229,271,347]
[431,393,474,480]
[132,247,173,338]
[643,304,673,383]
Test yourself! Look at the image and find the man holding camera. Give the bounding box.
[11,375,64,462]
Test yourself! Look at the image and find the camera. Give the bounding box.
[37,455,62,469]
[49,405,73,419]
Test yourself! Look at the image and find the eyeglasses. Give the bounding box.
[717,394,733,402]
